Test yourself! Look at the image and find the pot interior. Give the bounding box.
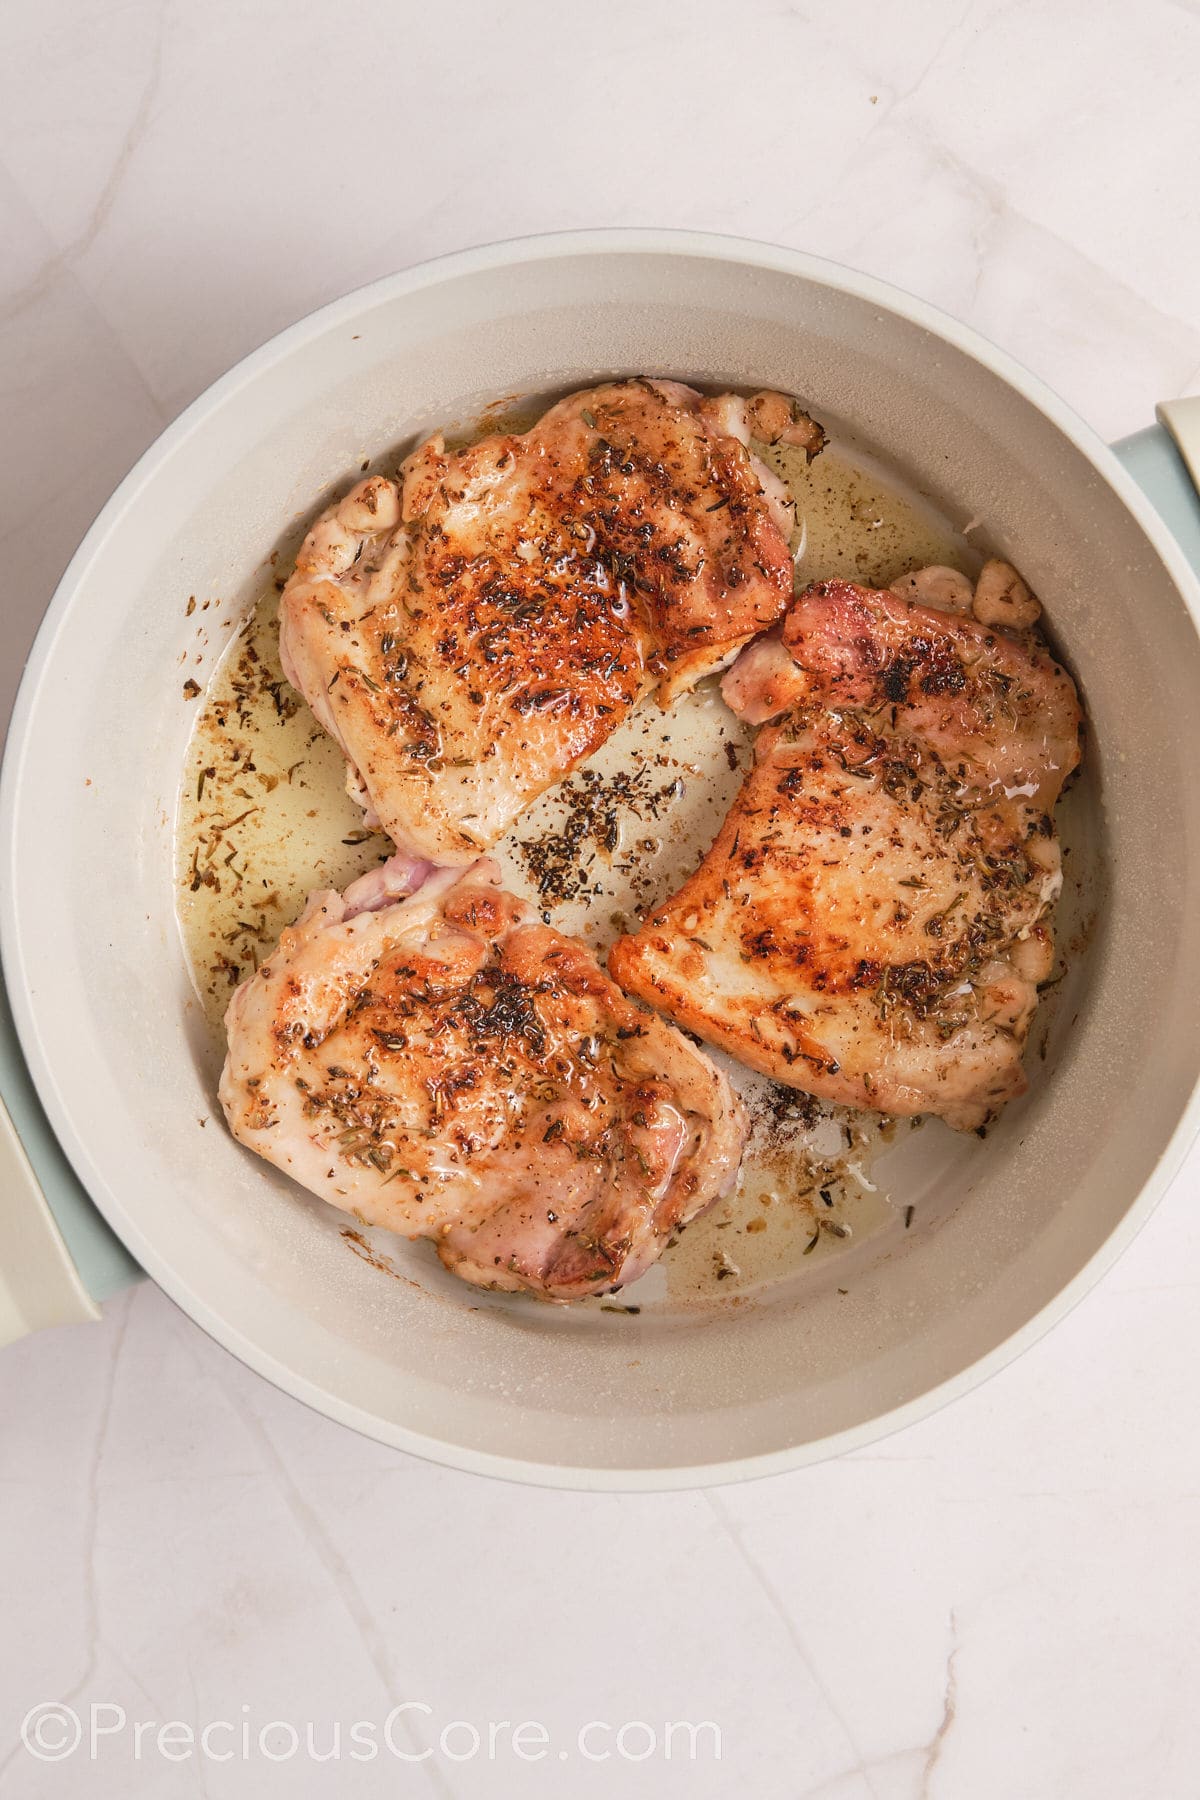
[8,241,1200,1479]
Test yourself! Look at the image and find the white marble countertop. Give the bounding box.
[3,1,1200,1794]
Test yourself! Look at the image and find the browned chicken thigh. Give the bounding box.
[279,380,823,862]
[610,572,1082,1130]
[219,856,746,1299]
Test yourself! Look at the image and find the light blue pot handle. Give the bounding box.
[3,408,1199,1344]
[0,978,141,1341]
[1112,407,1200,572]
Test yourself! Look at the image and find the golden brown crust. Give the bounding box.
[278,381,804,861]
[220,866,747,1299]
[611,579,1082,1131]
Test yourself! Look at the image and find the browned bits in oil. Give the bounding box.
[516,763,687,906]
[178,590,388,1026]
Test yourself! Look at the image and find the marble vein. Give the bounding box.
[0,17,164,329]
[706,1491,883,1797]
[918,1612,959,1798]
[219,1382,457,1800]
[0,1297,130,1790]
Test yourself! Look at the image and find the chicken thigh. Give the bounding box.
[609,574,1082,1131]
[220,856,746,1299]
[279,380,823,862]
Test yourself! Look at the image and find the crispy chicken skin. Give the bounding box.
[219,857,746,1300]
[610,577,1082,1131]
[278,380,823,863]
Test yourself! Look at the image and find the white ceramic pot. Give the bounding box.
[4,231,1200,1488]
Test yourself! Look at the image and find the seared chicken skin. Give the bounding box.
[279,380,823,863]
[219,857,746,1299]
[610,574,1082,1131]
